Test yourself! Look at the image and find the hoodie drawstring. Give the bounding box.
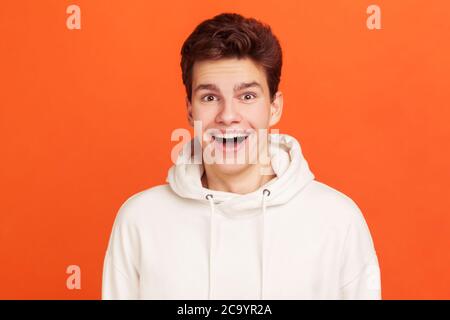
[205,189,271,300]
[206,193,215,300]
[261,188,270,300]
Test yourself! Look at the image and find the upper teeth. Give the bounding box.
[213,133,248,139]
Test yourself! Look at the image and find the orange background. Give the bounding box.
[0,0,449,299]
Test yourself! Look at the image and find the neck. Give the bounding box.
[202,163,276,195]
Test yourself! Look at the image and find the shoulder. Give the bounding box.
[304,181,377,253]
[300,180,368,227]
[302,180,378,265]
[119,184,173,209]
[112,184,174,226]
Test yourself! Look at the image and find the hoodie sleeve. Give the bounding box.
[339,203,381,300]
[102,198,141,300]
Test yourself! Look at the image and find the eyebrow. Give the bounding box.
[193,81,263,94]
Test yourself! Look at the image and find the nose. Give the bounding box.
[215,98,242,126]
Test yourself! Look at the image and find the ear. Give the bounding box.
[185,96,194,127]
[268,91,283,127]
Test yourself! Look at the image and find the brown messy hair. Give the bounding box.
[180,13,283,103]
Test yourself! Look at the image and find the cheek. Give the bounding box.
[242,104,271,128]
[192,104,216,123]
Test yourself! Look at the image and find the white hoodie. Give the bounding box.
[102,133,381,299]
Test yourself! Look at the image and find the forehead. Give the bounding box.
[192,57,268,89]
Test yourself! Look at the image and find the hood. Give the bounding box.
[166,133,315,216]
[166,133,315,300]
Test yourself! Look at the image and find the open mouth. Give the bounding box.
[211,132,250,152]
[212,135,249,144]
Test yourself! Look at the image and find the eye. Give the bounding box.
[201,94,219,102]
[240,93,257,101]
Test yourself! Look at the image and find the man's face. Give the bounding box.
[186,57,283,176]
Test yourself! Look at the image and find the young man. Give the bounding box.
[102,13,381,300]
